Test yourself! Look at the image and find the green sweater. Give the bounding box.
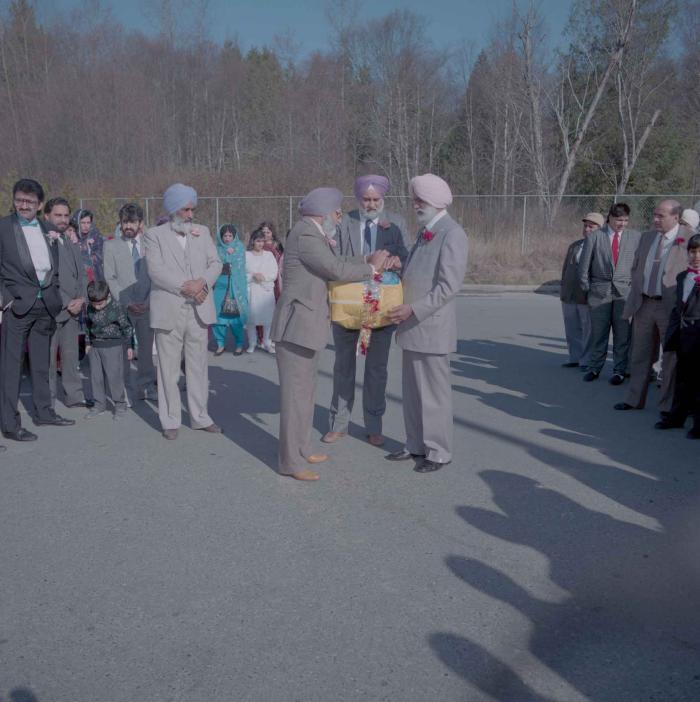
[86,298,133,348]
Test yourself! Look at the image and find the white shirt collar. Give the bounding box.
[425,209,447,231]
[661,224,680,241]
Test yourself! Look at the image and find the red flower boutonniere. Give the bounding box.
[422,230,435,243]
[675,237,686,246]
[378,219,391,230]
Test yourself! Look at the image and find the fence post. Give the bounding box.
[79,198,83,211]
[289,196,293,231]
[144,197,150,227]
[215,197,220,233]
[521,195,528,255]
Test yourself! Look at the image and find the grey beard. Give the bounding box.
[171,216,193,235]
[360,205,384,220]
[321,217,337,237]
[416,205,439,226]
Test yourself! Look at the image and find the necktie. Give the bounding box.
[364,220,372,255]
[612,232,620,267]
[646,234,664,296]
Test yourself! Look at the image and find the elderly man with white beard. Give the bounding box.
[144,183,222,440]
[385,174,469,473]
[322,175,408,448]
[270,187,390,481]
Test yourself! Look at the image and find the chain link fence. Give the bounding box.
[76,193,700,284]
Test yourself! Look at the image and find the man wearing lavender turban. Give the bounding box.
[385,173,468,473]
[270,186,390,481]
[144,183,222,440]
[323,174,408,448]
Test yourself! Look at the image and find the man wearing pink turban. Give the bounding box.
[386,174,468,473]
[322,174,408,448]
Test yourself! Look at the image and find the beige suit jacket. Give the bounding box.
[395,212,469,354]
[144,222,222,330]
[624,228,688,320]
[271,217,372,351]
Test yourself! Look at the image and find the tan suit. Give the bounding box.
[623,228,688,411]
[271,217,371,474]
[395,212,469,463]
[144,222,222,430]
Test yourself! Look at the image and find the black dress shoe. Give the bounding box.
[583,371,600,382]
[385,449,424,461]
[561,362,579,368]
[64,401,88,408]
[85,399,95,408]
[687,427,700,440]
[415,458,451,473]
[614,402,638,411]
[609,373,625,386]
[655,418,685,430]
[34,415,76,427]
[3,428,38,442]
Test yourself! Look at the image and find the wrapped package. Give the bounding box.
[328,272,403,331]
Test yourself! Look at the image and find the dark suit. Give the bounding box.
[0,214,62,432]
[327,210,409,436]
[560,238,590,365]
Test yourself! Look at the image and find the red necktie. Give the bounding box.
[612,232,620,267]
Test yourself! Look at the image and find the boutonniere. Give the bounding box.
[47,230,63,245]
[226,247,234,254]
[378,219,391,230]
[191,227,202,237]
[422,230,435,242]
[674,237,686,246]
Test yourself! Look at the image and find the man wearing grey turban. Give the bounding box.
[144,183,223,440]
[270,187,390,481]
[323,175,408,448]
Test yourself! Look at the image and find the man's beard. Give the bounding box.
[171,216,194,235]
[415,205,439,225]
[321,216,337,237]
[360,203,384,220]
[51,222,68,234]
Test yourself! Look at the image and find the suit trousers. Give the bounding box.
[587,298,630,375]
[0,301,56,433]
[154,304,213,430]
[402,350,452,463]
[667,331,700,425]
[89,344,127,413]
[49,315,85,406]
[624,297,676,411]
[328,323,394,435]
[561,303,591,365]
[276,340,320,474]
[123,310,156,400]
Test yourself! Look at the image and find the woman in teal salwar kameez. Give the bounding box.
[212,224,249,355]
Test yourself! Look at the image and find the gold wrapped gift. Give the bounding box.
[328,280,404,330]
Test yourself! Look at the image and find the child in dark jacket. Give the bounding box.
[85,280,133,420]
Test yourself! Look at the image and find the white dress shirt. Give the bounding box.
[21,223,51,283]
[360,216,378,255]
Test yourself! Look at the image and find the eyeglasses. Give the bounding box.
[14,197,39,206]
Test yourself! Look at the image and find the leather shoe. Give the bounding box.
[34,415,75,427]
[321,431,345,444]
[609,373,625,386]
[415,458,450,473]
[287,470,320,481]
[614,402,638,411]
[306,453,328,464]
[561,362,579,368]
[64,401,88,408]
[655,418,685,430]
[385,449,424,461]
[163,428,178,440]
[687,428,700,440]
[3,428,38,442]
[583,371,599,382]
[198,423,222,433]
[367,433,385,447]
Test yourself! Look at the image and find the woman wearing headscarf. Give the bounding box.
[71,208,105,282]
[212,224,248,356]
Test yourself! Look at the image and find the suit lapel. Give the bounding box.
[13,217,41,285]
[167,227,188,273]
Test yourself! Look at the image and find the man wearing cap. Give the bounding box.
[560,213,603,370]
[681,209,699,234]
[615,199,687,415]
[144,183,222,440]
[385,174,468,473]
[577,202,641,385]
[322,175,408,448]
[271,187,389,481]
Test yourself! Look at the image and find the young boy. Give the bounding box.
[659,233,700,437]
[85,280,133,420]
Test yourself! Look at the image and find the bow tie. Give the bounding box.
[19,217,39,227]
[689,268,700,274]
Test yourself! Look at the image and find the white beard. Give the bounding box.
[321,217,337,237]
[415,205,439,226]
[359,203,384,220]
[171,216,194,235]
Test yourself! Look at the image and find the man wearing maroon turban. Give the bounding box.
[386,174,468,473]
[322,175,408,448]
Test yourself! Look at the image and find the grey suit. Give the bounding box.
[49,235,87,407]
[328,209,409,436]
[144,222,222,430]
[104,235,156,399]
[577,226,641,375]
[395,212,469,464]
[271,217,372,474]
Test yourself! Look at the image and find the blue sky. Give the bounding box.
[42,0,573,57]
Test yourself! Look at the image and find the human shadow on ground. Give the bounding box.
[430,336,700,701]
[0,688,40,702]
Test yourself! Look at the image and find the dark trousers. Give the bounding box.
[88,344,127,413]
[587,298,630,375]
[668,330,700,426]
[0,300,56,433]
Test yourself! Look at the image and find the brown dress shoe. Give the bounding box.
[306,453,329,464]
[163,428,178,440]
[321,431,345,444]
[198,423,222,433]
[367,433,385,447]
[288,470,320,481]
